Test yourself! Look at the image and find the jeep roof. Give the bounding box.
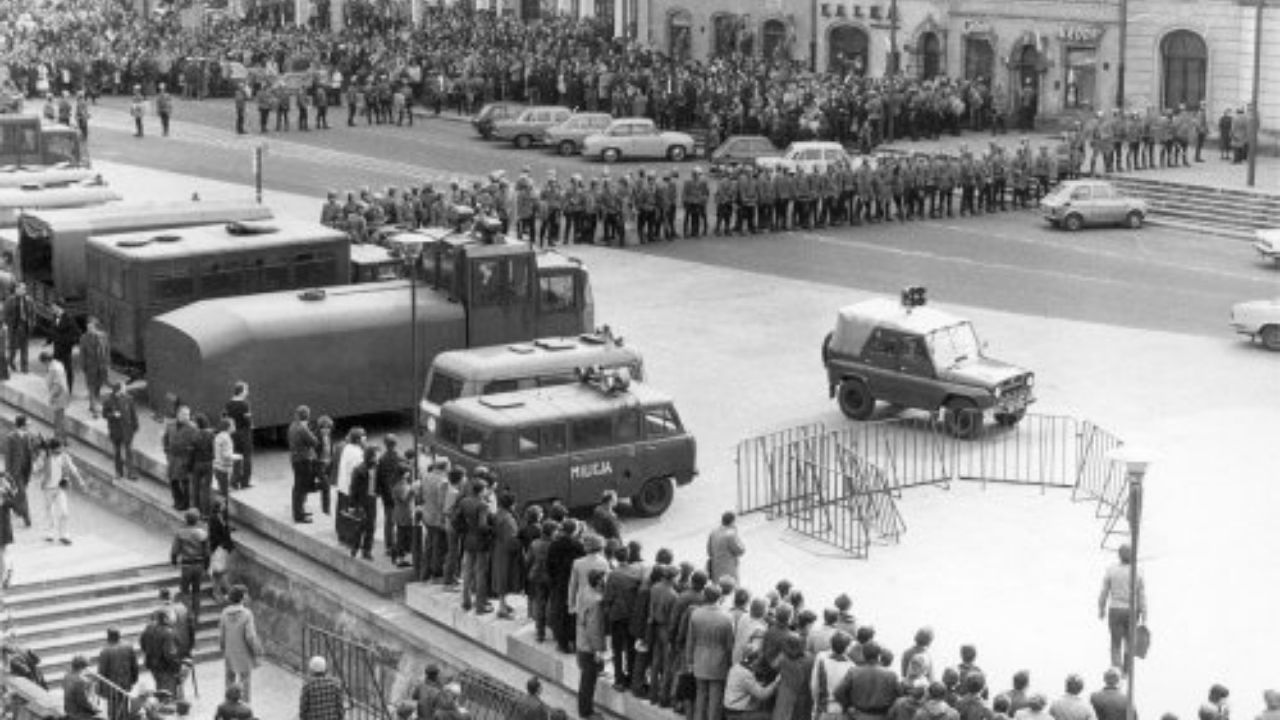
[830,297,968,356]
[442,381,674,428]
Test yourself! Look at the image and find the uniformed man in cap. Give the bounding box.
[600,178,622,246]
[1123,112,1142,172]
[1141,109,1157,169]
[539,173,562,247]
[1032,145,1054,201]
[634,172,658,243]
[990,148,1009,212]
[757,167,775,232]
[320,191,343,228]
[936,155,957,218]
[515,177,538,243]
[578,178,598,244]
[562,175,584,244]
[774,167,794,231]
[659,171,679,241]
[713,170,735,236]
[796,166,816,229]
[1010,151,1030,209]
[735,167,758,235]
[682,168,709,238]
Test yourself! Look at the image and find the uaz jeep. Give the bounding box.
[821,288,1035,438]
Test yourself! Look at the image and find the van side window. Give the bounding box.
[459,424,485,457]
[615,411,640,442]
[536,371,577,388]
[570,417,613,450]
[438,418,459,447]
[541,424,567,454]
[539,274,577,313]
[518,427,542,457]
[489,431,515,460]
[483,379,520,395]
[644,407,681,437]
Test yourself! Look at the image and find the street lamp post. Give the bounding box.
[1116,0,1129,109]
[810,0,819,72]
[402,242,425,486]
[1109,447,1151,720]
[889,0,900,75]
[1247,0,1265,187]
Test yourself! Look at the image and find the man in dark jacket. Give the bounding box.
[97,627,139,720]
[375,436,404,556]
[162,406,198,511]
[102,382,139,481]
[601,545,642,690]
[63,656,98,720]
[545,519,584,654]
[4,414,34,527]
[47,303,80,395]
[835,642,904,720]
[287,405,318,523]
[348,447,379,560]
[139,610,182,696]
[457,478,493,614]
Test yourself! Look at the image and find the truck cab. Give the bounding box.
[0,116,89,170]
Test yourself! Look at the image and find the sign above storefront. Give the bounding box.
[1059,24,1104,43]
[963,19,993,35]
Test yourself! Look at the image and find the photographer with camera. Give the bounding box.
[36,437,85,544]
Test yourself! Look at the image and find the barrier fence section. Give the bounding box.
[456,669,530,720]
[735,413,1131,556]
[302,626,393,720]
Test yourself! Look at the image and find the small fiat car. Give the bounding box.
[821,288,1036,438]
[1041,179,1149,231]
[1229,297,1280,350]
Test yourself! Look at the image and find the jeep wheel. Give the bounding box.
[944,399,983,439]
[667,145,688,162]
[1064,214,1084,232]
[514,134,532,149]
[632,477,674,517]
[1125,210,1144,229]
[601,148,620,163]
[838,378,876,421]
[1261,325,1280,351]
[558,140,577,156]
[994,409,1027,427]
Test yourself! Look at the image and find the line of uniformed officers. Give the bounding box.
[319,141,1072,247]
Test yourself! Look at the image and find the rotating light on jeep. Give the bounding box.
[901,285,928,309]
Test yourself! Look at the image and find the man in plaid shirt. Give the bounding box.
[299,657,345,720]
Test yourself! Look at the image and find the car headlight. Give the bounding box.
[425,415,438,434]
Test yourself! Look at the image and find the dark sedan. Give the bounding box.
[708,135,781,175]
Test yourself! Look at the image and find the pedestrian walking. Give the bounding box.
[299,657,345,720]
[1097,543,1144,673]
[139,610,182,698]
[0,473,17,588]
[96,626,140,720]
[208,498,234,603]
[102,381,138,481]
[707,511,745,584]
[130,85,145,137]
[62,656,98,720]
[37,437,84,544]
[156,84,173,137]
[219,585,263,703]
[80,316,110,418]
[170,509,209,619]
[224,382,254,489]
[5,415,35,527]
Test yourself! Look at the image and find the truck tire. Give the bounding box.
[944,398,983,439]
[838,378,876,420]
[1261,325,1280,351]
[631,476,674,517]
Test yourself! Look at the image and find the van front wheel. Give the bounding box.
[632,477,674,517]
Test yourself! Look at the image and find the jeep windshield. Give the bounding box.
[926,322,982,369]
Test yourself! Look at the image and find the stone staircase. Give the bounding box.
[0,562,221,688]
[1108,175,1280,239]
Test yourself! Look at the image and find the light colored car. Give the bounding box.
[1040,179,1149,231]
[1252,228,1280,266]
[1230,297,1280,350]
[542,113,615,156]
[755,141,857,174]
[491,105,573,148]
[581,118,696,163]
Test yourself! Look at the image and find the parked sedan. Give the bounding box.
[471,102,523,139]
[755,141,857,175]
[1253,228,1280,266]
[543,113,615,155]
[581,118,696,163]
[492,106,573,148]
[1230,297,1280,350]
[1041,179,1149,230]
[708,135,782,175]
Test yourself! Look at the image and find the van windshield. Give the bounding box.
[426,371,464,405]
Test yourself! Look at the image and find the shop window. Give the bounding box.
[1064,47,1097,110]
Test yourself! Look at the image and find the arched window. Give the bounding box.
[828,25,869,76]
[963,36,993,81]
[762,19,787,61]
[1162,30,1207,110]
[668,9,692,62]
[712,13,738,57]
[919,31,941,80]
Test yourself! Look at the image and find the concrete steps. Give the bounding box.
[1,562,222,687]
[1108,175,1280,239]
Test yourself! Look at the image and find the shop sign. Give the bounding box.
[963,19,993,35]
[1059,24,1104,43]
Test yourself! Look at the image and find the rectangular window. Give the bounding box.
[539,274,577,313]
[152,272,194,301]
[1064,47,1098,110]
[438,418,460,447]
[482,379,520,395]
[644,407,681,437]
[615,411,640,442]
[570,417,613,450]
[261,262,290,291]
[459,423,485,457]
[426,372,464,405]
[518,427,543,457]
[541,424,567,454]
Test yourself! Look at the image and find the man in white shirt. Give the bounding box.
[722,649,777,718]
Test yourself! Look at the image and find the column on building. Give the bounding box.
[330,0,344,30]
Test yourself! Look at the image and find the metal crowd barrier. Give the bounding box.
[735,413,1130,555]
[302,625,393,720]
[456,668,529,720]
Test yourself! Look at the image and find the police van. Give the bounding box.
[430,371,695,518]
[419,329,644,434]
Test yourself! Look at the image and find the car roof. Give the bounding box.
[609,117,655,126]
[1057,179,1114,191]
[432,334,642,378]
[831,297,968,354]
[443,381,673,428]
[787,141,846,150]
